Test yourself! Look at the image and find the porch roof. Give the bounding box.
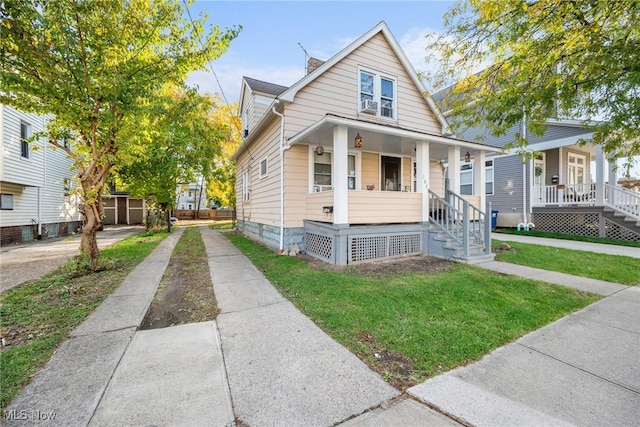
[287,114,504,159]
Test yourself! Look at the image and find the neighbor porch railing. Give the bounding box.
[533,183,640,221]
[533,183,596,206]
[605,184,640,221]
[427,189,491,258]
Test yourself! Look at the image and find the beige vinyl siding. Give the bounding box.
[236,118,282,226]
[283,144,309,227]
[429,160,445,196]
[304,192,334,223]
[284,33,442,140]
[241,85,258,134]
[402,157,412,192]
[253,95,275,128]
[361,152,379,190]
[349,192,422,223]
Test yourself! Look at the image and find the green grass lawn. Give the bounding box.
[493,240,640,285]
[495,228,640,248]
[0,231,168,409]
[227,233,600,388]
[208,220,234,230]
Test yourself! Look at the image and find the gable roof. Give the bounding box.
[278,21,451,135]
[243,77,288,97]
[237,77,289,117]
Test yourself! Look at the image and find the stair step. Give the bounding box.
[453,253,496,264]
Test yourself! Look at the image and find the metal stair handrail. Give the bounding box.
[427,189,491,258]
[605,184,640,221]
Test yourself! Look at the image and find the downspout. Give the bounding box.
[517,114,535,231]
[272,103,286,252]
[38,115,46,238]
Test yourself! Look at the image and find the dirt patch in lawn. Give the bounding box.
[355,333,419,391]
[141,227,218,330]
[300,253,454,278]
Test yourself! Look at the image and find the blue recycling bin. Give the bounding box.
[491,210,498,230]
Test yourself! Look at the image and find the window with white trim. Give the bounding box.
[485,160,494,195]
[348,155,356,190]
[312,151,357,192]
[358,68,397,119]
[259,157,268,178]
[459,160,494,195]
[242,170,250,201]
[460,163,473,195]
[313,152,332,192]
[20,122,31,159]
[567,153,585,185]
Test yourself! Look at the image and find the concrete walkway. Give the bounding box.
[4,227,639,426]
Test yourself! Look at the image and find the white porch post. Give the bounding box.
[473,150,486,212]
[333,125,349,225]
[607,154,617,205]
[595,145,605,205]
[416,141,430,222]
[447,146,461,195]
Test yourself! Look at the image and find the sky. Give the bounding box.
[185,0,455,105]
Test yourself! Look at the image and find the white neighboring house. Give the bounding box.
[0,104,83,246]
[176,178,207,211]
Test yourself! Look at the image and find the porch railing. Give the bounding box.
[428,189,491,258]
[533,183,596,206]
[605,184,640,221]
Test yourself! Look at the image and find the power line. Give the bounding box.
[181,0,254,161]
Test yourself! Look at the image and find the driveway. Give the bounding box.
[0,225,143,293]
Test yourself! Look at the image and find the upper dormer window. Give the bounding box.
[242,111,249,138]
[358,68,396,120]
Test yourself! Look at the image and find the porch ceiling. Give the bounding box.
[288,115,503,159]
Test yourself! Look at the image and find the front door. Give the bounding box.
[381,156,401,191]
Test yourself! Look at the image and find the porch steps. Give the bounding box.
[602,208,640,235]
[428,226,495,263]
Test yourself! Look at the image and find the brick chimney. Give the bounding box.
[307,57,325,75]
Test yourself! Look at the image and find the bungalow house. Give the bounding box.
[232,22,504,265]
[438,105,640,242]
[0,104,83,245]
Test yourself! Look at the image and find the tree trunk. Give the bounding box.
[79,199,102,270]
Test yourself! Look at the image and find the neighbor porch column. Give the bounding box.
[333,125,349,225]
[473,150,486,212]
[607,154,617,205]
[595,145,604,205]
[416,141,430,222]
[447,146,461,195]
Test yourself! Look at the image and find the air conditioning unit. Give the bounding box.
[360,99,378,114]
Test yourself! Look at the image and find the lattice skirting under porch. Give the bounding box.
[303,221,428,265]
[532,210,640,241]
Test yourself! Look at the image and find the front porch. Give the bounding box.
[288,115,499,264]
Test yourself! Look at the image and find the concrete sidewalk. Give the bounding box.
[408,285,640,426]
[5,227,638,426]
[408,242,640,426]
